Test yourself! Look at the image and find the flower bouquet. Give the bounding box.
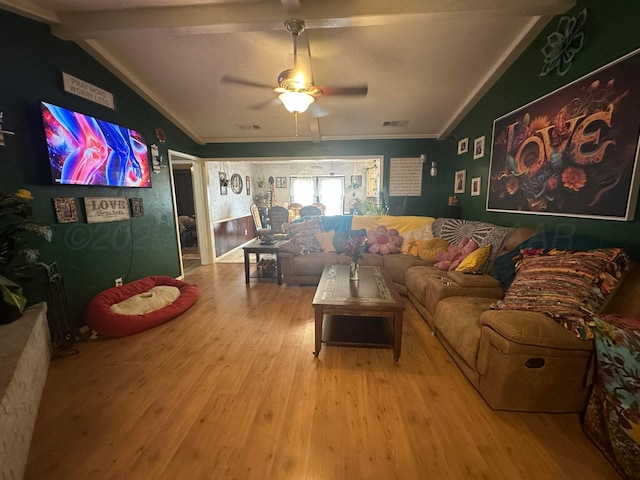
[343,235,368,280]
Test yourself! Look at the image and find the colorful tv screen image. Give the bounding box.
[41,101,151,187]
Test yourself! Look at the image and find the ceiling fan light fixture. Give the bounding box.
[279,91,314,113]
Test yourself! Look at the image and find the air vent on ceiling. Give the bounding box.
[236,123,261,130]
[382,120,409,127]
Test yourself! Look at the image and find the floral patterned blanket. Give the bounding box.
[583,314,640,480]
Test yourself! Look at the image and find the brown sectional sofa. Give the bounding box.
[278,215,637,412]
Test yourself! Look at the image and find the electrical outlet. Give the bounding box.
[115,277,123,287]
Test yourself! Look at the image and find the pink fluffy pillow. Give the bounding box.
[366,226,404,255]
[434,237,478,270]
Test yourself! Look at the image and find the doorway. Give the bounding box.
[168,150,212,277]
[173,166,199,270]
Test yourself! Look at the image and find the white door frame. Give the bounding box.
[168,150,213,274]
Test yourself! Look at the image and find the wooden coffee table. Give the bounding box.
[312,265,405,361]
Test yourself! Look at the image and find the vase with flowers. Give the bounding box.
[0,189,52,323]
[343,235,368,281]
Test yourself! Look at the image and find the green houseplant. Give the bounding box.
[0,189,52,323]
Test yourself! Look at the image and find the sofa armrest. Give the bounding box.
[278,240,301,256]
[479,309,593,351]
[447,271,501,288]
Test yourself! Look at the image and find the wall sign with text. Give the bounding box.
[84,197,130,223]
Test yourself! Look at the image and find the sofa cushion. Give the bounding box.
[382,253,430,286]
[434,296,490,370]
[446,271,501,288]
[292,252,340,276]
[494,248,630,339]
[405,267,503,317]
[337,252,384,267]
[314,230,336,252]
[333,229,367,253]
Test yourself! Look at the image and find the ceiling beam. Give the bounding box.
[0,0,59,23]
[47,0,575,40]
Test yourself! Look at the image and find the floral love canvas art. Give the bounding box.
[487,49,640,221]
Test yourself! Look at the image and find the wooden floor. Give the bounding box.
[25,263,619,480]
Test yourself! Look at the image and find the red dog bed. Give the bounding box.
[85,275,199,337]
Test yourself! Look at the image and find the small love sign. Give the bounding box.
[84,197,131,223]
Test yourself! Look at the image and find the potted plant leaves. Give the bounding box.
[0,189,52,323]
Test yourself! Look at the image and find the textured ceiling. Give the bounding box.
[3,0,575,144]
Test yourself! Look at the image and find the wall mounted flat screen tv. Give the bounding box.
[41,101,151,187]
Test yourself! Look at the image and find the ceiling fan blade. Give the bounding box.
[249,97,281,110]
[312,85,368,96]
[221,75,274,90]
[308,102,329,118]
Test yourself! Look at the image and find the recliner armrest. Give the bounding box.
[479,309,593,350]
[447,271,501,288]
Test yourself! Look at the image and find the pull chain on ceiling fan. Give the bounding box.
[221,18,368,123]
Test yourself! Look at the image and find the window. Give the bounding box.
[317,177,344,215]
[290,175,345,215]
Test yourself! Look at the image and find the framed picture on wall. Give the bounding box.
[454,170,466,194]
[246,176,251,195]
[275,176,287,188]
[471,177,481,196]
[473,136,485,159]
[219,171,228,195]
[53,197,78,223]
[129,197,144,216]
[457,137,469,155]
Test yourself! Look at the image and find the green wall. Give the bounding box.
[4,0,639,326]
[0,11,200,324]
[438,0,640,257]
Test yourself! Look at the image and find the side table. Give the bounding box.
[243,239,285,285]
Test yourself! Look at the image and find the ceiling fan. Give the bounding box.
[221,18,368,118]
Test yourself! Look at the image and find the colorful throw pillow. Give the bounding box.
[286,217,323,254]
[493,248,630,339]
[455,245,491,272]
[314,230,336,252]
[333,229,367,253]
[366,225,404,255]
[583,314,640,480]
[416,237,449,262]
[403,238,435,257]
[402,238,419,255]
[434,237,478,271]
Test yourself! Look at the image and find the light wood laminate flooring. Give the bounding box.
[25,263,619,480]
